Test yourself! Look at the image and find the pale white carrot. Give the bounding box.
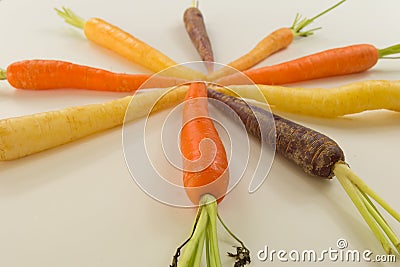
[216,80,400,117]
[0,86,187,160]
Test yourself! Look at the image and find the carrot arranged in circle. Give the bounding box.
[217,80,400,117]
[208,89,400,255]
[183,0,214,72]
[216,43,400,86]
[170,82,250,267]
[0,60,185,92]
[180,82,229,204]
[207,0,346,81]
[55,7,204,80]
[0,87,188,161]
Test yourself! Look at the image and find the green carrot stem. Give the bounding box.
[217,213,246,249]
[358,190,400,254]
[0,68,6,80]
[335,166,394,254]
[192,230,206,267]
[307,0,346,24]
[291,0,346,37]
[170,206,204,267]
[177,208,208,266]
[55,7,86,30]
[378,44,400,58]
[336,164,400,223]
[205,226,212,266]
[191,0,199,8]
[203,195,222,267]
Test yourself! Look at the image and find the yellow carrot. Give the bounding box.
[0,86,188,161]
[55,7,204,80]
[215,80,400,117]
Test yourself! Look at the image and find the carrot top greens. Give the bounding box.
[377,44,400,59]
[334,164,400,255]
[55,7,85,29]
[290,0,346,37]
[171,194,250,267]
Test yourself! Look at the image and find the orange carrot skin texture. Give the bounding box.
[181,82,229,205]
[217,44,379,85]
[6,60,182,92]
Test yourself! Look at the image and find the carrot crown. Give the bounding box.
[290,0,346,37]
[0,68,6,80]
[55,7,86,30]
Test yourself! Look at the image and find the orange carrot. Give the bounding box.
[180,82,229,205]
[170,82,249,267]
[55,7,204,80]
[207,0,347,81]
[0,60,185,92]
[216,43,400,86]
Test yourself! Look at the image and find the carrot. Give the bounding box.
[183,0,214,72]
[181,82,229,204]
[170,82,250,267]
[0,60,185,92]
[216,43,400,85]
[208,89,400,255]
[215,80,400,117]
[207,0,346,81]
[0,86,188,161]
[55,7,205,80]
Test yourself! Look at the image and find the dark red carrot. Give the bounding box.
[207,88,400,255]
[0,60,185,92]
[183,1,214,72]
[215,43,400,85]
[207,89,344,178]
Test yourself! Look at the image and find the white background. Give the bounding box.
[0,0,399,266]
